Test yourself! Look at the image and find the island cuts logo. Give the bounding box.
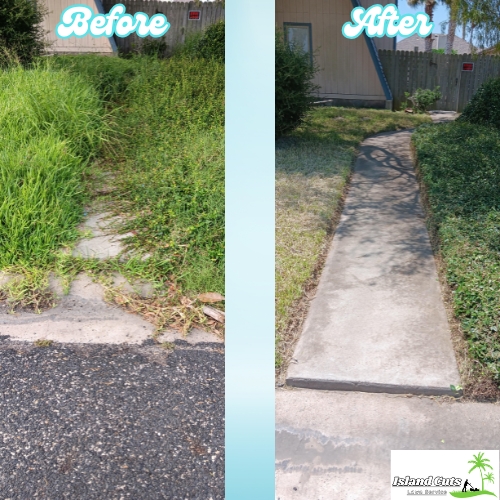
[391,450,499,498]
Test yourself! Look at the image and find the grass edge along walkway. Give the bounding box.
[413,121,500,394]
[275,107,431,377]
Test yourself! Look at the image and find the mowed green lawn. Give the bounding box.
[275,107,431,370]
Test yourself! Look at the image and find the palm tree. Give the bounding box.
[484,472,495,489]
[468,452,494,491]
[444,0,460,54]
[407,0,438,52]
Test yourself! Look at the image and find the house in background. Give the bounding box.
[276,0,394,109]
[42,0,116,55]
[397,33,474,54]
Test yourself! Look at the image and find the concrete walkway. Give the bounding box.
[287,127,460,396]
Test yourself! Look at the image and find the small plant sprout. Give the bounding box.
[160,342,175,351]
[34,339,53,347]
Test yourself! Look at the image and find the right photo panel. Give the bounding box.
[275,0,500,498]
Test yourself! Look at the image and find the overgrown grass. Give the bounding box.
[53,55,225,294]
[413,121,500,383]
[0,63,106,268]
[1,54,224,333]
[276,107,431,369]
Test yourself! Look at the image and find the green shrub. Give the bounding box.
[458,77,500,130]
[140,37,168,58]
[409,86,442,113]
[0,0,46,66]
[275,31,318,137]
[197,20,224,61]
[413,121,500,381]
[175,21,224,61]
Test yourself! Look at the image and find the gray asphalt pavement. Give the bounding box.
[0,339,224,499]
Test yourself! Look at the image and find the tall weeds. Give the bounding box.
[0,63,107,267]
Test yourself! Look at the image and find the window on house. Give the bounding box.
[284,23,312,64]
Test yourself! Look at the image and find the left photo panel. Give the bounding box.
[0,1,225,497]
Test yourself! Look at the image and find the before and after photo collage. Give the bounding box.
[0,0,500,498]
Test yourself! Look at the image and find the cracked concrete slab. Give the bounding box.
[0,273,222,346]
[0,274,155,344]
[287,130,460,396]
[428,110,458,123]
[72,212,134,260]
[112,273,155,299]
[1,208,220,346]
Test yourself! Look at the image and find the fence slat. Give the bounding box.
[380,49,500,112]
[99,1,224,56]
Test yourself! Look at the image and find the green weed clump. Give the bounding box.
[413,121,500,381]
[113,57,225,293]
[52,55,137,103]
[0,64,106,268]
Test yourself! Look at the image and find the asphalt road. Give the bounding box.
[0,339,224,499]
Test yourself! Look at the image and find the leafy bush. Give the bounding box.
[140,37,168,58]
[409,86,442,113]
[197,20,224,61]
[458,77,500,130]
[275,31,318,137]
[413,121,500,381]
[0,0,46,66]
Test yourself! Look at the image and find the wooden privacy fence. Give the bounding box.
[379,50,500,112]
[101,0,225,55]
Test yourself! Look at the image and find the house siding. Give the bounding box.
[42,0,115,54]
[276,0,392,103]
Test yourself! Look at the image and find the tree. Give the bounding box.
[484,472,495,488]
[444,0,462,54]
[446,0,500,53]
[468,452,493,492]
[407,0,438,52]
[0,0,47,65]
[468,0,500,53]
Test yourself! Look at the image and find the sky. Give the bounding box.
[397,0,464,41]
